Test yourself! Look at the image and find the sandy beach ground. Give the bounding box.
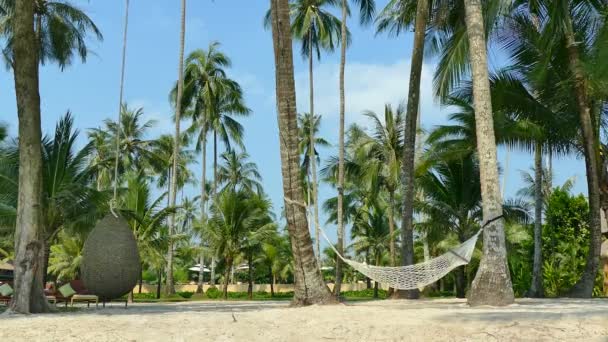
[1,298,607,341]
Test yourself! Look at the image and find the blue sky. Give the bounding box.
[0,0,587,242]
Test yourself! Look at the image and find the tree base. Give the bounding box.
[468,270,514,307]
[291,293,339,306]
[567,280,594,298]
[390,289,420,300]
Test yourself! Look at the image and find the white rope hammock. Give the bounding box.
[319,226,483,291]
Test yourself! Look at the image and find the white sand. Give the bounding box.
[1,298,607,341]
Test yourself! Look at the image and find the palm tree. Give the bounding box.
[179,43,250,213]
[287,0,343,268]
[269,0,335,305]
[7,0,49,314]
[463,0,514,307]
[360,104,404,270]
[335,0,375,299]
[514,0,606,298]
[297,112,330,259]
[0,0,103,69]
[1,114,107,286]
[166,0,187,295]
[376,0,430,300]
[217,151,263,194]
[256,232,293,297]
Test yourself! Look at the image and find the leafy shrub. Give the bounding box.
[342,288,388,299]
[205,286,221,299]
[177,291,194,299]
[133,293,156,300]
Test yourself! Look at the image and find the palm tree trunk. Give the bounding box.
[9,0,51,314]
[166,0,187,296]
[213,130,218,195]
[307,34,321,261]
[156,269,162,299]
[388,190,396,266]
[223,258,232,300]
[270,270,275,297]
[464,0,514,307]
[269,0,336,305]
[196,254,204,294]
[210,256,216,286]
[394,0,428,300]
[563,14,602,298]
[334,0,348,298]
[248,252,254,300]
[197,126,207,294]
[528,141,544,297]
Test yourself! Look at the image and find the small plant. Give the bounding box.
[205,286,221,299]
[177,291,194,299]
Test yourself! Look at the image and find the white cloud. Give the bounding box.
[294,59,449,130]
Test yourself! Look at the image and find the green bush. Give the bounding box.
[177,291,194,299]
[342,288,388,299]
[205,286,222,299]
[133,293,156,300]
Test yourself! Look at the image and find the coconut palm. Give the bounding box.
[335,0,375,296]
[463,0,514,307]
[47,231,85,282]
[268,0,335,305]
[217,150,263,195]
[256,232,293,297]
[376,0,430,299]
[151,134,196,198]
[283,0,343,270]
[0,0,103,69]
[166,0,188,295]
[179,43,250,219]
[509,0,607,298]
[7,0,49,314]
[297,112,330,259]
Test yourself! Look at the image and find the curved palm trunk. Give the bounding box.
[564,15,602,298]
[334,0,348,298]
[464,0,514,307]
[166,0,187,295]
[9,0,51,314]
[196,255,204,293]
[528,142,544,297]
[394,0,429,300]
[269,0,336,305]
[388,190,396,266]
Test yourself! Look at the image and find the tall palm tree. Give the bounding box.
[167,0,187,295]
[463,0,514,307]
[7,0,47,314]
[0,0,103,69]
[376,0,430,300]
[217,150,263,194]
[179,43,250,213]
[288,0,343,269]
[335,0,375,299]
[515,0,606,298]
[269,0,335,305]
[297,112,330,259]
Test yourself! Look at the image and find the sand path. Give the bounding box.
[1,298,607,341]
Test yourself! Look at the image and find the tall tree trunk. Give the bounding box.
[388,190,396,266]
[455,266,466,298]
[247,252,254,300]
[270,270,275,297]
[564,14,602,298]
[196,254,204,294]
[213,130,218,195]
[138,266,143,293]
[42,238,50,286]
[197,128,207,294]
[9,0,51,314]
[156,269,162,299]
[210,256,216,286]
[394,0,428,300]
[334,0,348,299]
[528,142,544,297]
[269,0,336,305]
[223,258,232,300]
[308,35,321,261]
[464,0,514,307]
[166,0,187,295]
